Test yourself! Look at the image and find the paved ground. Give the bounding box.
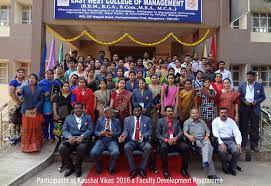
[20,160,271,186]
[0,142,55,186]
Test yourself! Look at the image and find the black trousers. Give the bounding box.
[159,141,189,172]
[239,106,260,147]
[58,141,89,170]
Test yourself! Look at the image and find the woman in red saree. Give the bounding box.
[110,79,132,126]
[72,77,96,122]
[218,78,240,122]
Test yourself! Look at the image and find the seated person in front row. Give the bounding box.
[183,108,219,180]
[90,107,122,174]
[212,107,242,176]
[118,105,152,179]
[59,103,93,177]
[156,106,190,179]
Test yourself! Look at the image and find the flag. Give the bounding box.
[69,48,72,55]
[192,29,199,56]
[38,42,47,79]
[202,41,208,58]
[58,43,63,64]
[211,35,217,62]
[46,38,56,70]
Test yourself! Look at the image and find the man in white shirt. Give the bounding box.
[212,107,242,176]
[215,61,233,88]
[192,53,204,73]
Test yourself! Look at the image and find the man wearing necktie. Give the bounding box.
[90,107,122,174]
[238,71,266,152]
[59,103,93,177]
[119,105,152,179]
[156,106,190,179]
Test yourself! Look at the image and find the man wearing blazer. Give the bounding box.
[119,105,152,179]
[156,106,190,179]
[90,107,122,174]
[59,103,93,177]
[238,71,266,152]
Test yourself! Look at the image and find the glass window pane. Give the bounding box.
[261,72,268,81]
[261,66,268,71]
[233,72,239,81]
[260,13,267,18]
[253,13,259,17]
[253,18,259,27]
[260,18,267,27]
[253,28,259,32]
[252,66,258,71]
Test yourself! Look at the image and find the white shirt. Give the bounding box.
[74,114,83,130]
[245,82,255,103]
[215,69,233,87]
[104,118,112,130]
[174,67,181,75]
[132,116,141,141]
[212,117,242,145]
[192,60,204,72]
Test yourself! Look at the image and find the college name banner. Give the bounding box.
[54,0,202,23]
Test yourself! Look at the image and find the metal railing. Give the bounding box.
[0,102,10,148]
[260,107,271,147]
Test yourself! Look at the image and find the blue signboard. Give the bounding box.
[54,0,202,23]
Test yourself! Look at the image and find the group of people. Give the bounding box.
[8,50,266,180]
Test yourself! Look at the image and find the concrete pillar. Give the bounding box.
[31,0,45,74]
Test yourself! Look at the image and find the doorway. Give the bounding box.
[109,46,155,60]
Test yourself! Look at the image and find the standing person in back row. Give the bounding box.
[238,71,266,152]
[215,61,233,88]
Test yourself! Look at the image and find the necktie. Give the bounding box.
[135,118,140,141]
[105,119,110,130]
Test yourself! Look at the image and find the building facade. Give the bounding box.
[0,0,271,104]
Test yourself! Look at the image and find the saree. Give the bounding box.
[21,114,44,152]
[179,90,195,121]
[111,90,131,126]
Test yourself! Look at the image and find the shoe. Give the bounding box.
[152,167,158,174]
[237,165,243,171]
[163,171,171,179]
[129,170,138,179]
[64,169,74,177]
[229,170,236,176]
[222,168,230,175]
[181,169,189,178]
[208,175,219,179]
[58,164,65,173]
[251,146,259,152]
[76,169,82,177]
[139,169,147,178]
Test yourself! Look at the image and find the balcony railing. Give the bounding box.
[260,107,271,148]
[0,102,10,148]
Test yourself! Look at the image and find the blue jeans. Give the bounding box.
[43,114,54,140]
[90,140,120,172]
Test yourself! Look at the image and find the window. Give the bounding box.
[0,62,8,83]
[231,19,240,29]
[251,65,271,86]
[230,65,240,86]
[22,6,32,24]
[0,6,9,26]
[251,12,271,32]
